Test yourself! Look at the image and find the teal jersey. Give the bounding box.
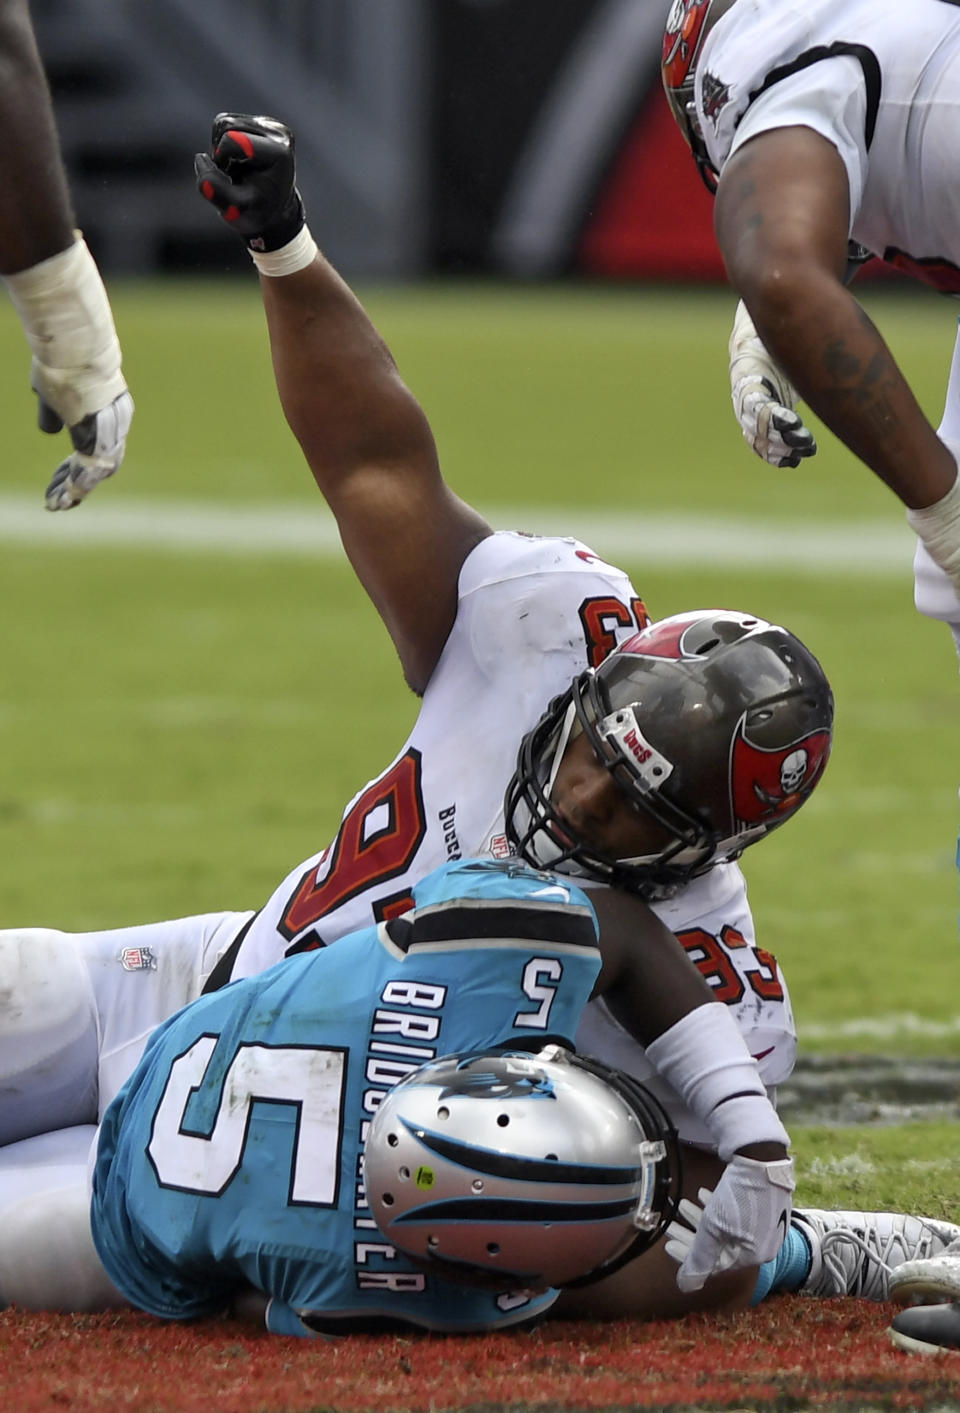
[90,859,600,1336]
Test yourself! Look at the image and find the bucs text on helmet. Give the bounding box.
[365,1047,680,1290]
[661,0,738,190]
[504,609,833,900]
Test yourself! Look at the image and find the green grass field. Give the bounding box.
[0,275,958,1223]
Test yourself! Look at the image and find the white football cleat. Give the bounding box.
[793,1208,960,1300]
[889,1238,960,1305]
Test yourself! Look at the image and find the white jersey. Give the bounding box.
[228,531,796,1142]
[231,532,651,976]
[698,0,960,288]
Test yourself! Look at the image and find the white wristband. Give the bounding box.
[250,225,318,278]
[645,1002,790,1159]
[706,1094,791,1163]
[906,467,960,591]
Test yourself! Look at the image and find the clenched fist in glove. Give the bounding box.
[3,233,133,510]
[728,299,816,469]
[195,113,306,253]
[664,1153,795,1292]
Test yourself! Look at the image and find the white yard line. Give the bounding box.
[801,1014,960,1042]
[0,494,916,572]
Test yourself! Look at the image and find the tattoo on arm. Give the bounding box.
[821,331,899,439]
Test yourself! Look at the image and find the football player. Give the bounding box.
[0,0,133,508]
[86,858,684,1336]
[662,0,960,896]
[2,113,953,1323]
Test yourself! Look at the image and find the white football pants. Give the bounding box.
[0,1126,125,1311]
[0,910,250,1147]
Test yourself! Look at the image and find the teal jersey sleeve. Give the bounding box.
[91,858,600,1333]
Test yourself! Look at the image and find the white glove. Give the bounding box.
[729,299,816,468]
[664,1154,795,1293]
[3,233,133,510]
[40,389,134,510]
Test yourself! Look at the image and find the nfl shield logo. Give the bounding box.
[489,833,513,860]
[118,946,157,972]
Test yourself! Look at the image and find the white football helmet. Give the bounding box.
[364,1047,679,1290]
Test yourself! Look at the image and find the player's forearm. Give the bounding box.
[591,892,788,1157]
[735,263,956,510]
[0,0,76,272]
[715,125,957,510]
[645,1003,790,1160]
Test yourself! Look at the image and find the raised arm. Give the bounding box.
[714,127,960,517]
[0,0,133,509]
[259,261,490,691]
[195,114,490,694]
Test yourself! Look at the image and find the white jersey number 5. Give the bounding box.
[514,957,562,1029]
[148,1037,347,1206]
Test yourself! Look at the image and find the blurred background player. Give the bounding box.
[0,0,132,508]
[661,0,960,901]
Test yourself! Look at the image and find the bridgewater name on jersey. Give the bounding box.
[90,858,601,1336]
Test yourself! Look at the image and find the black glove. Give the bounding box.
[194,113,305,252]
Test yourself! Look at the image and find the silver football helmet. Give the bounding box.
[364,1047,679,1290]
